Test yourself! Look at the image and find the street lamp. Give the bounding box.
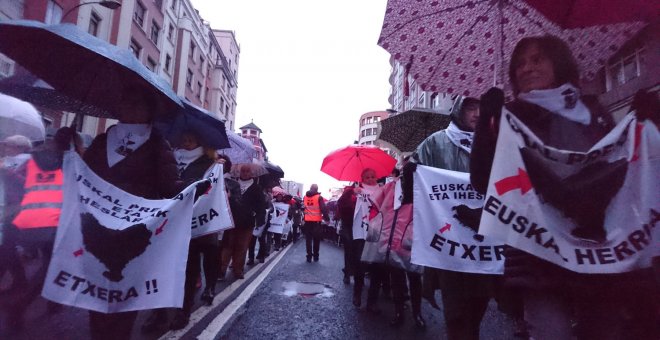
[61,1,122,23]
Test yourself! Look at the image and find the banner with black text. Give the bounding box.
[269,202,290,234]
[411,165,505,274]
[42,153,197,313]
[479,112,659,273]
[191,164,233,238]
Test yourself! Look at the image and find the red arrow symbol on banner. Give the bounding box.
[155,219,168,235]
[439,223,451,233]
[73,248,83,257]
[494,168,532,195]
[204,184,213,195]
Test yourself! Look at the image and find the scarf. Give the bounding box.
[518,83,591,125]
[238,178,254,194]
[445,121,474,153]
[174,147,204,174]
[106,123,151,167]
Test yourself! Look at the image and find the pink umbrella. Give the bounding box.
[378,0,651,97]
[321,145,397,182]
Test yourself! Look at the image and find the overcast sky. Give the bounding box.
[190,0,391,195]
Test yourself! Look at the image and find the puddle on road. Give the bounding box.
[280,281,334,298]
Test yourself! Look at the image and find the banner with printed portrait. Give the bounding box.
[479,112,659,273]
[191,163,233,238]
[411,165,505,274]
[269,202,290,234]
[42,153,198,313]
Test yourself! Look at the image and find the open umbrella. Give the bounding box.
[378,0,650,97]
[0,73,111,118]
[321,145,397,182]
[218,131,258,164]
[262,160,285,179]
[376,108,451,153]
[230,161,269,178]
[154,99,229,149]
[0,92,45,142]
[0,20,182,117]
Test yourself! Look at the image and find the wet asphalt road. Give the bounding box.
[1,238,517,339]
[217,239,516,340]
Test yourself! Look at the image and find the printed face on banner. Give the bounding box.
[479,112,659,273]
[411,166,505,274]
[43,153,196,313]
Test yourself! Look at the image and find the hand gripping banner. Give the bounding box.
[191,163,233,238]
[411,165,505,274]
[479,112,659,273]
[42,153,199,313]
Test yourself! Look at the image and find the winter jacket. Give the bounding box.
[83,130,182,199]
[232,181,267,228]
[336,187,357,239]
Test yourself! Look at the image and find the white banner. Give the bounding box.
[412,166,505,274]
[479,112,660,273]
[269,202,290,234]
[191,164,233,238]
[42,153,197,313]
[352,193,377,240]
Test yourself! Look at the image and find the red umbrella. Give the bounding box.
[321,145,397,182]
[378,0,651,97]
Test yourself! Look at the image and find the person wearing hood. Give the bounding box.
[82,83,185,340]
[406,95,503,340]
[302,184,329,263]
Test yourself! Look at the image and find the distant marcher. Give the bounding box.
[302,184,329,262]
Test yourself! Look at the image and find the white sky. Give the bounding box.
[190,0,391,195]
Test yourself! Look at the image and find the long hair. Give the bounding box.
[509,35,580,95]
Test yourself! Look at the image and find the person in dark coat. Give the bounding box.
[141,132,217,331]
[82,86,183,340]
[219,164,266,280]
[470,35,658,340]
[336,185,357,284]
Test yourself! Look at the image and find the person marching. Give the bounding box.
[302,184,329,262]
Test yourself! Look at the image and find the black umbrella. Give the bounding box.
[154,99,230,150]
[376,108,451,153]
[0,20,182,118]
[262,160,285,178]
[0,73,111,118]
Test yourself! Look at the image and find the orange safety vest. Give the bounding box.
[12,158,63,229]
[303,194,322,222]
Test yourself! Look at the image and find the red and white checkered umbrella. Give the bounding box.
[378,0,654,97]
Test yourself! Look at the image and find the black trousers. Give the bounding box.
[303,221,321,258]
[391,267,422,315]
[248,232,270,261]
[183,238,219,314]
[89,310,138,340]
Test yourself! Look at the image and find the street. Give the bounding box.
[2,237,516,339]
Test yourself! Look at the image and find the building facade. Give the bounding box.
[357,111,388,146]
[0,0,241,137]
[239,121,266,162]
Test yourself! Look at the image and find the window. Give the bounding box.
[418,93,426,107]
[220,97,225,111]
[196,81,202,98]
[361,118,366,126]
[366,117,372,124]
[606,47,645,91]
[373,116,380,122]
[186,69,193,87]
[365,129,372,136]
[189,42,196,59]
[154,0,163,10]
[164,54,171,73]
[129,39,141,58]
[167,24,174,42]
[225,105,229,114]
[88,12,101,36]
[150,20,160,45]
[134,1,146,27]
[170,0,176,10]
[361,130,366,137]
[45,0,62,24]
[199,56,205,71]
[146,57,157,72]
